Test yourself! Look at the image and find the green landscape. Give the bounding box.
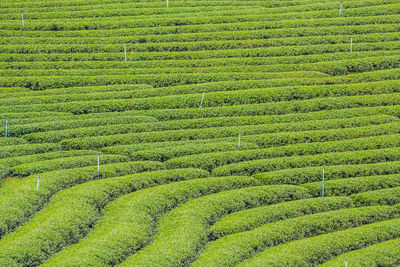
[0,0,399,266]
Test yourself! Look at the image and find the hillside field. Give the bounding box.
[0,0,400,266]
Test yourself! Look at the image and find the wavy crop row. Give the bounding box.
[0,168,208,266]
[0,161,163,238]
[240,217,400,266]
[59,115,395,150]
[193,205,400,266]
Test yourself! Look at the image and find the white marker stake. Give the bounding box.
[199,90,205,108]
[350,37,353,53]
[124,43,127,61]
[36,176,40,191]
[238,130,242,149]
[322,165,325,197]
[167,0,169,8]
[21,10,24,28]
[5,119,8,137]
[97,154,100,180]
[339,1,342,16]
[345,258,348,267]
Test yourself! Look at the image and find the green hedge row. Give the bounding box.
[212,147,400,176]
[2,39,399,65]
[100,105,400,154]
[351,186,400,206]
[3,79,400,111]
[2,0,395,16]
[42,176,258,266]
[3,50,399,75]
[0,71,324,90]
[136,100,400,122]
[2,0,394,20]
[9,154,129,177]
[193,205,400,267]
[59,115,394,150]
[301,174,400,197]
[0,111,70,120]
[0,143,61,159]
[254,160,400,185]
[5,84,153,98]
[209,197,352,239]
[0,161,163,238]
[3,53,399,79]
[2,6,398,31]
[0,168,208,266]
[4,88,399,118]
[127,142,258,162]
[0,137,26,146]
[4,13,398,43]
[25,112,394,143]
[166,129,400,171]
[0,150,99,182]
[3,18,399,48]
[120,185,309,266]
[101,138,237,156]
[2,31,399,55]
[5,115,156,137]
[240,217,400,266]
[322,237,400,266]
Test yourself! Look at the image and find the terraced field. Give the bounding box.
[0,0,399,266]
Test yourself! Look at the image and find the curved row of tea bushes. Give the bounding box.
[5,115,156,137]
[26,113,396,143]
[0,70,324,90]
[166,131,400,170]
[254,161,400,185]
[193,206,400,267]
[301,173,400,197]
[209,197,353,239]
[5,79,400,112]
[59,115,398,149]
[127,142,258,162]
[351,186,400,206]
[239,217,400,266]
[322,237,400,266]
[0,168,208,266]
[0,143,61,159]
[42,176,258,266]
[120,185,309,266]
[0,150,99,181]
[212,147,400,176]
[0,161,163,238]
[9,154,129,177]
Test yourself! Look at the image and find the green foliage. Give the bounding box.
[121,185,309,266]
[301,174,400,197]
[322,238,400,266]
[351,186,400,206]
[60,115,396,149]
[0,168,208,266]
[6,115,156,137]
[0,143,61,159]
[166,132,400,171]
[212,147,400,176]
[240,217,400,266]
[0,150,99,182]
[254,161,400,185]
[9,154,129,177]
[42,176,258,266]
[0,161,164,238]
[209,197,353,239]
[194,206,400,267]
[126,142,258,162]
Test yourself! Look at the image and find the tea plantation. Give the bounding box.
[0,0,400,266]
